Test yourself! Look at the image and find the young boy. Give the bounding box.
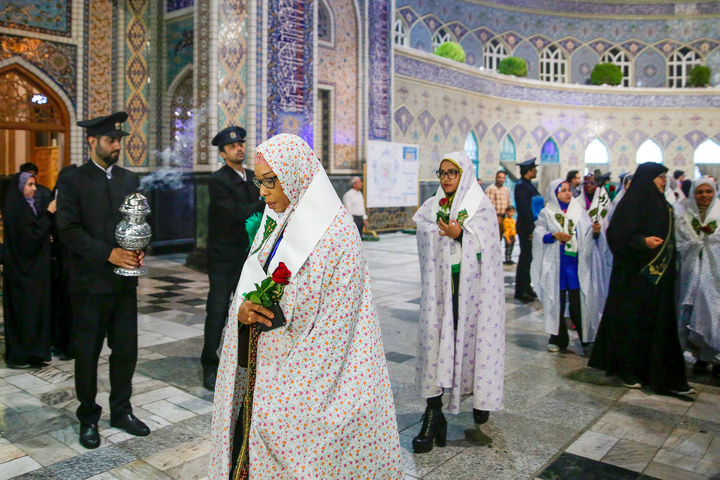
[503,206,516,265]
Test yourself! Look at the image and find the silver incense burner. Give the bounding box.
[114,192,151,276]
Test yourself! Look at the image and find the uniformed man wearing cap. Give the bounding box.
[56,111,150,449]
[202,126,263,391]
[514,158,540,303]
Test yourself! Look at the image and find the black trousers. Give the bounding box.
[72,291,137,425]
[515,232,533,294]
[549,289,584,349]
[202,270,241,372]
[353,215,364,236]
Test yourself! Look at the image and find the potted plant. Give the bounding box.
[434,41,466,63]
[497,56,527,77]
[689,65,711,87]
[590,63,623,86]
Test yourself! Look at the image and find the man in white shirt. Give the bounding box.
[343,176,367,235]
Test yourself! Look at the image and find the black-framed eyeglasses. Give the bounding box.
[252,175,279,189]
[436,169,459,180]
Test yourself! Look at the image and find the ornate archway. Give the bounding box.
[0,64,71,188]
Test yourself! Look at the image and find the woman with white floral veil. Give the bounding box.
[412,151,505,454]
[208,133,402,480]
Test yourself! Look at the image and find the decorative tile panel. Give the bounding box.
[438,113,454,138]
[0,0,71,36]
[422,14,443,34]
[417,109,435,136]
[653,130,677,148]
[510,124,527,143]
[195,0,212,165]
[491,122,507,141]
[588,39,613,55]
[473,27,495,44]
[626,129,648,148]
[684,129,708,149]
[124,0,150,167]
[167,0,194,12]
[474,120,487,140]
[87,0,114,119]
[553,127,571,146]
[557,36,582,55]
[499,31,522,50]
[266,0,314,142]
[0,35,77,104]
[530,125,548,144]
[446,21,468,41]
[394,106,414,136]
[217,0,248,131]
[690,39,720,55]
[457,117,471,137]
[654,39,684,58]
[600,129,621,148]
[367,0,392,141]
[397,6,418,28]
[619,39,647,58]
[166,17,193,86]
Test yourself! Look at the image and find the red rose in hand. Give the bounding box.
[439,197,448,207]
[609,185,616,193]
[271,262,292,285]
[701,225,713,234]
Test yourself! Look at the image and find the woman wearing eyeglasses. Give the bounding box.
[589,163,693,396]
[209,134,402,479]
[411,152,505,454]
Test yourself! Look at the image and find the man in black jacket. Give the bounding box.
[202,126,263,391]
[56,112,150,449]
[514,158,540,303]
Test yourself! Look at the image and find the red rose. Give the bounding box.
[271,262,291,285]
[439,197,448,207]
[609,185,616,192]
[701,225,713,234]
[674,192,679,199]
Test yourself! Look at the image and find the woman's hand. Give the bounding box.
[592,223,601,234]
[238,299,274,328]
[553,232,572,243]
[47,199,57,214]
[645,236,663,249]
[438,219,462,239]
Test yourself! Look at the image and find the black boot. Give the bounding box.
[473,409,489,425]
[412,407,447,454]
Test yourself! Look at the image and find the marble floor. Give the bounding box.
[1,233,719,480]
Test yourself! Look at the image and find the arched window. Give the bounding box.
[393,14,408,47]
[636,139,663,164]
[500,135,516,162]
[600,47,632,87]
[318,0,334,46]
[464,131,479,178]
[431,27,453,51]
[541,138,560,163]
[483,38,508,71]
[694,138,720,164]
[667,47,702,88]
[540,45,568,83]
[584,138,610,164]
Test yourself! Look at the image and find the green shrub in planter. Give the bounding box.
[590,63,623,86]
[689,65,711,87]
[497,56,527,77]
[434,41,466,63]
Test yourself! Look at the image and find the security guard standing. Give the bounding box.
[202,126,263,391]
[514,158,540,303]
[56,112,150,449]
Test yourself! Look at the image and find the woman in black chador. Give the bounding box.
[2,172,56,369]
[588,162,692,395]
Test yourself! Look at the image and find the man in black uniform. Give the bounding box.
[514,158,540,303]
[202,126,263,391]
[56,112,150,449]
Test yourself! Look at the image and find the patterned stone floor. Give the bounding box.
[1,233,719,479]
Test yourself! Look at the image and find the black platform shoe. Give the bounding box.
[412,407,447,454]
[473,409,489,425]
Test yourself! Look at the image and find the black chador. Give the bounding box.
[2,173,54,367]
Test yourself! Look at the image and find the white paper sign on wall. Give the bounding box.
[366,141,419,208]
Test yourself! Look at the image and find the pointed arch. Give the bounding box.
[636,139,663,164]
[500,134,516,162]
[318,0,335,47]
[541,137,560,164]
[465,131,479,177]
[585,138,610,164]
[0,60,74,180]
[431,27,455,51]
[694,138,720,164]
[394,12,409,47]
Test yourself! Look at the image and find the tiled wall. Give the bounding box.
[317,0,359,172]
[394,48,720,182]
[396,0,720,86]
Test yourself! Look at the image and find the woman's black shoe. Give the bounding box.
[412,407,447,454]
[473,409,489,425]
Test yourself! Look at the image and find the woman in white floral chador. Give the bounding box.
[209,134,402,479]
[412,152,505,454]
